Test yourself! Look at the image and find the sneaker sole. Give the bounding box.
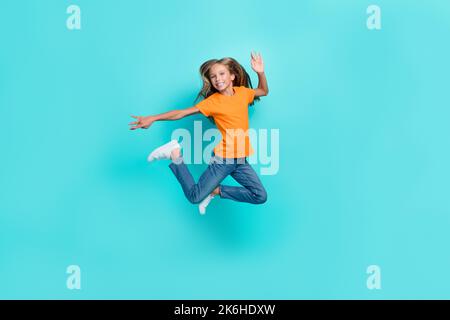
[147,140,179,162]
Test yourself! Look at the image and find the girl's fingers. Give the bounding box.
[251,51,262,62]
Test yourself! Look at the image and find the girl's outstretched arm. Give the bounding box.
[250,52,269,97]
[129,106,199,130]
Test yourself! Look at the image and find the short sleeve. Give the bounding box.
[241,86,255,104]
[195,97,215,117]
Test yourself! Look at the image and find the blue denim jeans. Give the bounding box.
[168,155,267,205]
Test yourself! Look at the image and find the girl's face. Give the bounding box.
[209,63,235,92]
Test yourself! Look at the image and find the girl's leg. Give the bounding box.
[219,159,267,204]
[168,153,235,204]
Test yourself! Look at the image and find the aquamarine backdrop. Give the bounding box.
[1,0,449,299]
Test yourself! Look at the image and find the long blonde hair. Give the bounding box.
[195,57,260,106]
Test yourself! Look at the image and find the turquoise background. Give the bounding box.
[1,0,449,299]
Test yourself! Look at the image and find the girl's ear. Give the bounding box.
[231,73,236,81]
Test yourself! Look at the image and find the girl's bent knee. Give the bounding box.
[255,190,268,204]
[187,192,207,205]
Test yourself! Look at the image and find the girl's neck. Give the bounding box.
[219,85,235,96]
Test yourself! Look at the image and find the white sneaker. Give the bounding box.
[199,194,215,215]
[147,139,180,162]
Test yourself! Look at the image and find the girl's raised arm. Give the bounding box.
[129,106,200,130]
[250,52,269,97]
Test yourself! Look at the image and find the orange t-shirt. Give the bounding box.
[195,86,255,158]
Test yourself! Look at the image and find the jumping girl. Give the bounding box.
[129,52,269,214]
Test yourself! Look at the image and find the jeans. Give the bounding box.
[168,155,267,205]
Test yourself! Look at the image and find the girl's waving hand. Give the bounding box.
[250,52,269,97]
[251,52,264,74]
